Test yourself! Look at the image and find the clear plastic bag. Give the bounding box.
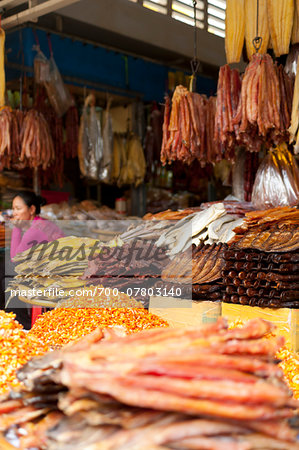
[44,56,73,117]
[99,101,113,183]
[78,94,103,181]
[252,144,299,209]
[33,46,49,84]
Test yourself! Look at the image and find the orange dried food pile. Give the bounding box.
[57,289,143,309]
[0,311,49,395]
[29,308,169,347]
[229,319,298,399]
[277,347,299,400]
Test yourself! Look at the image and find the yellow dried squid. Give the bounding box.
[267,0,294,57]
[245,0,269,59]
[0,27,5,107]
[225,0,245,64]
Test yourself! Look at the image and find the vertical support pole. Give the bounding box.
[33,167,40,195]
[97,183,101,205]
[203,0,208,32]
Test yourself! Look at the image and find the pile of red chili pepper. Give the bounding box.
[29,308,169,348]
[0,311,49,394]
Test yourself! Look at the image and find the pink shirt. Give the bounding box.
[10,216,65,260]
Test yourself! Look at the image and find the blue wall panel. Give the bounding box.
[6,27,217,102]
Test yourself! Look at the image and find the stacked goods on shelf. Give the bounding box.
[155,203,243,256]
[29,307,168,348]
[82,239,170,305]
[222,207,299,308]
[1,319,299,449]
[161,243,226,301]
[41,200,123,220]
[225,0,296,61]
[0,311,48,395]
[6,236,121,308]
[160,86,219,167]
[199,200,255,215]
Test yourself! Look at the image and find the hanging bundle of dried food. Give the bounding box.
[20,109,55,169]
[78,94,103,180]
[230,54,293,151]
[225,0,245,64]
[267,0,294,57]
[245,0,269,59]
[0,27,5,108]
[99,100,113,183]
[291,0,299,43]
[0,108,26,171]
[111,132,146,187]
[161,86,221,166]
[225,0,296,62]
[214,65,242,160]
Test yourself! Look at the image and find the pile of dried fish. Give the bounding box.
[222,248,299,308]
[161,86,220,167]
[6,236,121,308]
[143,208,197,221]
[156,204,243,257]
[229,207,299,252]
[199,200,255,216]
[1,319,299,449]
[223,207,299,308]
[82,239,170,305]
[162,243,226,301]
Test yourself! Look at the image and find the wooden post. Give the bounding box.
[33,167,40,195]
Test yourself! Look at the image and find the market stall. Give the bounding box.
[0,0,298,448]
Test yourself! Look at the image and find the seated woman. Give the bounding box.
[11,192,64,259]
[7,191,64,328]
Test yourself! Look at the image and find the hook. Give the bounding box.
[252,36,262,52]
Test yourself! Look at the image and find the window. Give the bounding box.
[128,0,226,38]
[207,0,226,37]
[143,0,168,14]
[171,1,204,27]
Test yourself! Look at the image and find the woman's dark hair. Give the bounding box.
[13,191,47,215]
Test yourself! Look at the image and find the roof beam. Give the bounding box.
[2,0,80,29]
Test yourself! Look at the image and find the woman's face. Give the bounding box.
[12,196,35,221]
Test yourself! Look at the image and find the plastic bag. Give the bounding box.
[44,56,73,117]
[78,94,103,181]
[252,144,299,209]
[99,101,113,183]
[33,46,49,84]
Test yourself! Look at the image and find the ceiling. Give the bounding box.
[1,0,241,78]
